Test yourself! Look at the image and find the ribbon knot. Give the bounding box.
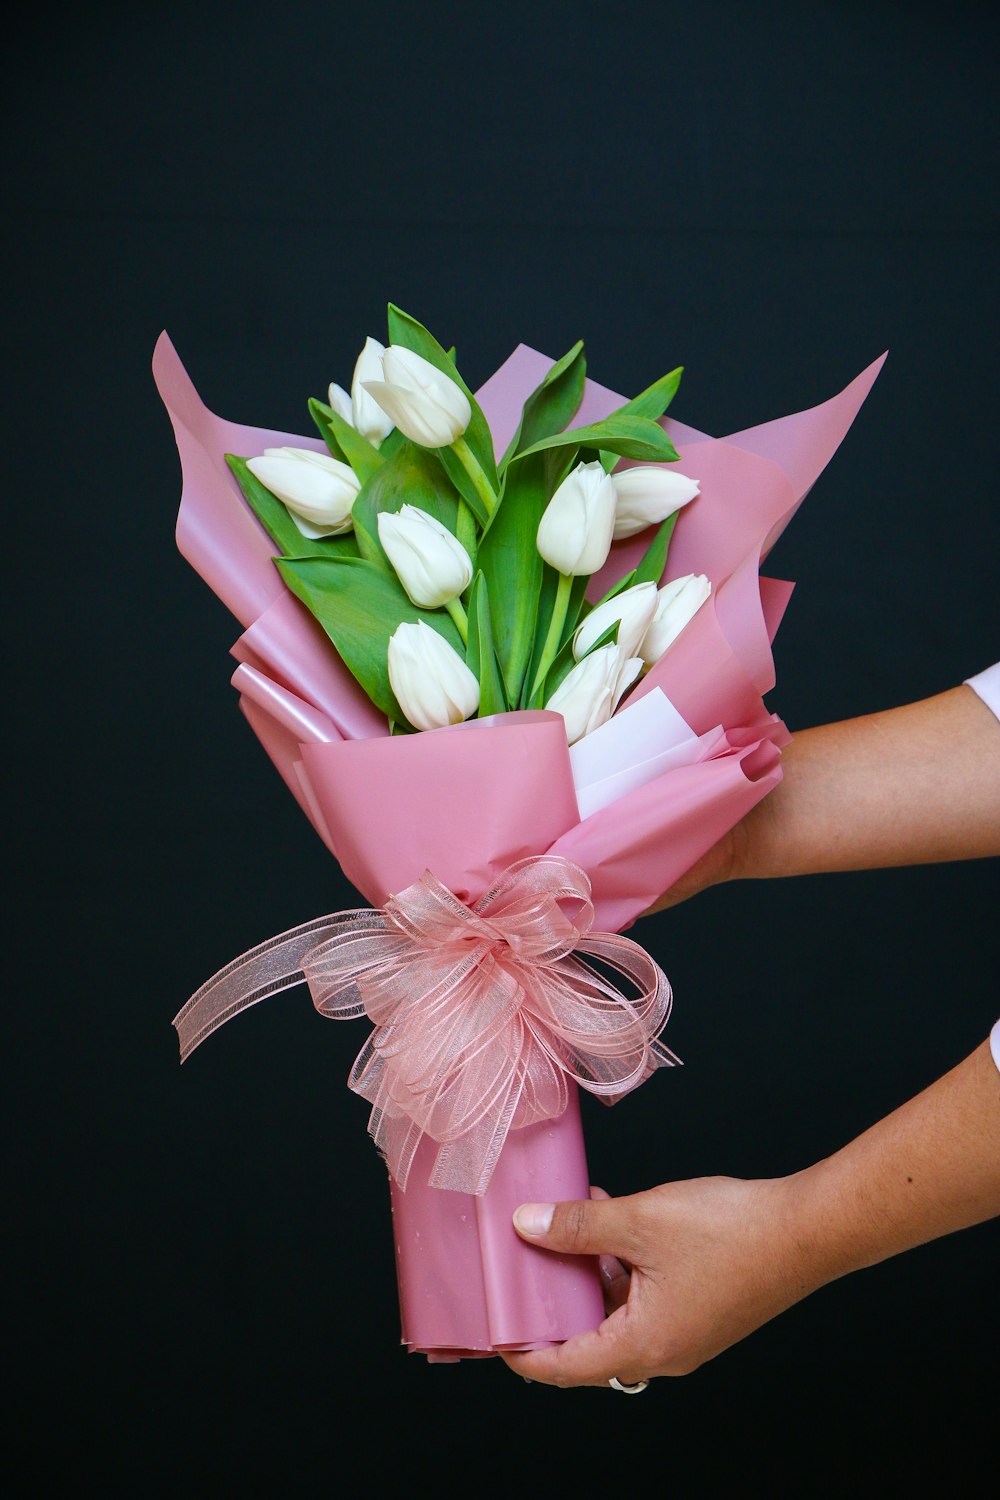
[174,855,677,1195]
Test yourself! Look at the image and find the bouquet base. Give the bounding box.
[388,1086,605,1359]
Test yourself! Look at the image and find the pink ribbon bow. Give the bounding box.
[174,855,677,1195]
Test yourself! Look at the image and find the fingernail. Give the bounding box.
[514,1203,554,1236]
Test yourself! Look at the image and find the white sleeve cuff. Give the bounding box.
[991,1020,1000,1074]
[964,663,1000,721]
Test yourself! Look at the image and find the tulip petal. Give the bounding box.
[387,620,480,731]
[378,505,472,609]
[226,454,361,560]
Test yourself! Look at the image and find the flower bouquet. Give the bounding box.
[156,306,883,1359]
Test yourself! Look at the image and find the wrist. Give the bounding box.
[787,1042,1000,1283]
[731,1174,846,1316]
[771,1161,878,1291]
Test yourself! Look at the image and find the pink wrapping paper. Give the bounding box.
[156,331,883,1356]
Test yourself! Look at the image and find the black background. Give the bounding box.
[8,1,998,1494]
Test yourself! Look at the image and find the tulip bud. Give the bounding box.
[387,621,480,731]
[350,336,396,444]
[362,346,471,448]
[640,574,712,664]
[611,465,701,540]
[377,505,473,609]
[327,382,354,425]
[536,461,617,576]
[572,580,659,661]
[246,447,360,537]
[545,642,641,745]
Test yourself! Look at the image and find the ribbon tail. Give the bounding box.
[173,915,348,1062]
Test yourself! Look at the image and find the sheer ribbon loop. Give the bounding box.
[173,855,677,1195]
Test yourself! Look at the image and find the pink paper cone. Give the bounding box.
[391,1087,603,1356]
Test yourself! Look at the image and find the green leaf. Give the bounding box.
[514,412,679,465]
[598,368,684,472]
[466,573,508,717]
[499,340,586,471]
[385,303,500,494]
[377,426,408,460]
[350,443,465,572]
[489,442,578,536]
[275,555,463,726]
[632,510,680,587]
[307,403,348,463]
[475,451,550,705]
[612,366,683,424]
[430,448,490,530]
[308,398,384,483]
[520,563,560,709]
[226,454,361,562]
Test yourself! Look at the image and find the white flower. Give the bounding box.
[572,581,659,661]
[362,346,471,448]
[536,461,617,576]
[377,506,473,609]
[545,643,642,745]
[610,465,701,540]
[387,621,480,731]
[350,336,396,444]
[246,447,360,537]
[640,574,712,664]
[327,337,396,445]
[327,381,354,425]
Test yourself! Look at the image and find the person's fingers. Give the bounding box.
[597,1253,631,1312]
[506,1191,654,1384]
[588,1186,631,1312]
[501,1305,646,1389]
[512,1193,643,1263]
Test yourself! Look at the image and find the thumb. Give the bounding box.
[512,1194,636,1260]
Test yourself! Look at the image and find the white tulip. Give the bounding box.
[327,338,396,444]
[246,447,360,537]
[640,574,712,664]
[572,580,659,661]
[387,621,480,731]
[536,461,618,576]
[350,336,396,444]
[545,643,642,746]
[377,506,473,609]
[362,345,471,448]
[611,465,701,540]
[327,381,354,425]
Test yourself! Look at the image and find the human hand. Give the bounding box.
[500,1174,820,1388]
[501,1039,1000,1389]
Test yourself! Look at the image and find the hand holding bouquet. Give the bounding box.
[156,306,882,1358]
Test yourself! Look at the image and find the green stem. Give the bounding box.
[529,570,574,703]
[452,436,498,517]
[445,595,469,645]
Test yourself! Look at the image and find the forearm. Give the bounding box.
[786,1038,1000,1289]
[735,685,1000,880]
